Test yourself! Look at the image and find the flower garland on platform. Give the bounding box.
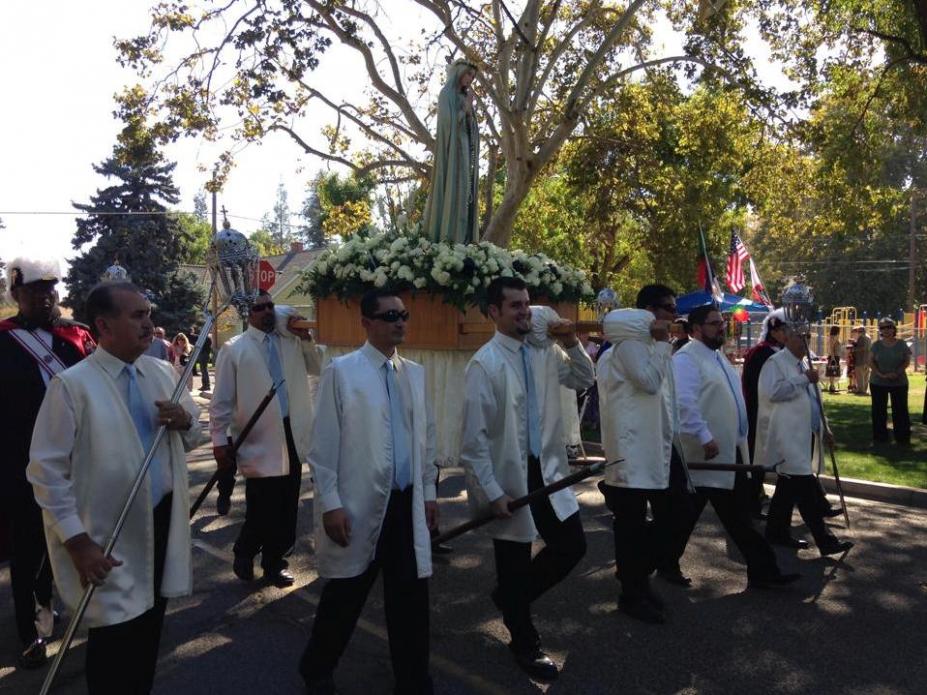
[299,230,594,311]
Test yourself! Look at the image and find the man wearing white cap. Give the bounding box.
[0,257,95,668]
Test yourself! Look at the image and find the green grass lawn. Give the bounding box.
[820,375,927,489]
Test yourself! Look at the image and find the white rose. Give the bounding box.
[413,277,427,288]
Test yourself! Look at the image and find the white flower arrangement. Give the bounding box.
[300,230,594,310]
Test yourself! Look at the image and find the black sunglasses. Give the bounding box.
[250,302,275,313]
[371,310,410,323]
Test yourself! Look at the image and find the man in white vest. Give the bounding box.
[672,305,800,589]
[461,277,594,682]
[597,306,675,624]
[209,289,322,587]
[756,326,854,556]
[1,257,95,669]
[28,282,200,693]
[299,289,437,695]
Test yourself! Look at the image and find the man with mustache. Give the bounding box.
[0,257,95,669]
[28,281,200,693]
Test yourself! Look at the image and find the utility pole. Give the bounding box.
[210,175,219,351]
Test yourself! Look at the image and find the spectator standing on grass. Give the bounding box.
[869,318,911,445]
[854,326,871,396]
[825,326,843,393]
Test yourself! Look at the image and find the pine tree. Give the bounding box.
[261,182,293,248]
[297,178,326,249]
[193,190,209,222]
[64,120,204,332]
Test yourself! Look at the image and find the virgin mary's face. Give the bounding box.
[459,69,476,90]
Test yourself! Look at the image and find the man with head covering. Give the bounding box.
[755,325,854,556]
[460,277,594,682]
[421,58,479,243]
[27,281,200,693]
[597,306,676,624]
[0,257,95,668]
[740,309,789,519]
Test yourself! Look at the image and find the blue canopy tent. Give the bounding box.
[676,290,771,315]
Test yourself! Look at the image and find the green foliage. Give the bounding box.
[248,228,288,257]
[64,115,204,333]
[299,171,376,245]
[262,182,295,248]
[174,212,213,264]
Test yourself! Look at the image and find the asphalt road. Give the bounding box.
[2,418,926,694]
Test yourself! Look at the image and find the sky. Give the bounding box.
[0,2,790,290]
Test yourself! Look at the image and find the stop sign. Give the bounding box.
[257,259,276,291]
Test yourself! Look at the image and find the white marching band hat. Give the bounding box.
[7,256,61,299]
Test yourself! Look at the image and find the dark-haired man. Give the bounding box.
[28,281,200,693]
[209,289,321,586]
[0,257,95,669]
[461,277,594,681]
[671,305,799,589]
[300,290,438,695]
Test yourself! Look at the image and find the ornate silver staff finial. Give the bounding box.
[207,219,259,320]
[594,288,620,321]
[781,278,814,334]
[101,258,129,282]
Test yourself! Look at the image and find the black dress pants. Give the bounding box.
[492,456,587,650]
[870,383,911,443]
[600,485,670,601]
[661,447,697,574]
[300,489,432,694]
[6,492,53,645]
[233,418,301,571]
[85,493,172,695]
[687,485,780,581]
[766,474,836,548]
[198,353,211,391]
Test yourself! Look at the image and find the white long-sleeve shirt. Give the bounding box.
[673,350,714,446]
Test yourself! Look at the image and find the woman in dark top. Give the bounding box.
[869,318,912,444]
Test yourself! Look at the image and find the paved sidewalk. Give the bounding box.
[2,426,926,694]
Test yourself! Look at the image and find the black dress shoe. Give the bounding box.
[432,542,454,555]
[18,639,47,669]
[767,536,810,550]
[618,597,665,624]
[233,555,254,581]
[265,568,296,587]
[819,539,854,557]
[510,645,559,681]
[752,511,769,521]
[643,587,665,609]
[822,507,843,519]
[748,572,802,590]
[216,494,231,516]
[656,568,692,587]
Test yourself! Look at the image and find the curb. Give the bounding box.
[817,474,927,510]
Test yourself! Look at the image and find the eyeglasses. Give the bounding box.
[371,310,410,323]
[250,302,275,313]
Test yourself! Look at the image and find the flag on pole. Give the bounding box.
[725,231,750,293]
[749,258,773,307]
[697,225,725,304]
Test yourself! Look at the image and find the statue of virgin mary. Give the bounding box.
[421,59,480,244]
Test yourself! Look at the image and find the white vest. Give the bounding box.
[675,341,749,490]
[598,310,676,490]
[211,324,320,477]
[461,336,594,543]
[754,348,825,476]
[309,348,436,579]
[33,353,195,628]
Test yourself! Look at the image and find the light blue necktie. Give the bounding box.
[264,333,289,418]
[801,361,822,433]
[124,364,166,503]
[717,352,748,438]
[520,345,542,458]
[384,361,411,490]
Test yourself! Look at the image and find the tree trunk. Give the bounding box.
[482,175,532,246]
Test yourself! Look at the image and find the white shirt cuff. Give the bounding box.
[211,431,230,447]
[319,491,344,513]
[423,484,437,503]
[54,515,86,545]
[698,429,714,446]
[483,480,505,503]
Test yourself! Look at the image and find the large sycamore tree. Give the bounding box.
[117,0,764,247]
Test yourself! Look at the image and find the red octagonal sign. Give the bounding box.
[257,259,276,291]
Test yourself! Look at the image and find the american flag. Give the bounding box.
[725,231,750,293]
